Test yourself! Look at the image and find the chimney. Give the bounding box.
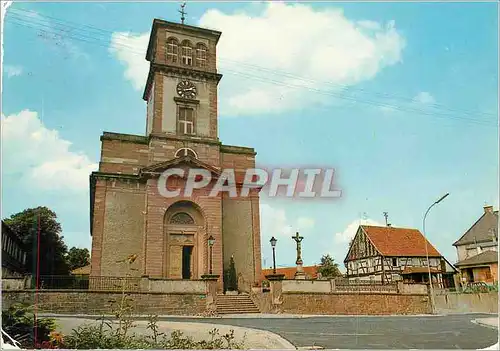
[484,205,494,214]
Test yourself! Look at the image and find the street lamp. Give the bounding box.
[423,192,449,314]
[270,236,277,274]
[208,235,215,275]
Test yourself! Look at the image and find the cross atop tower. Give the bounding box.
[178,2,187,24]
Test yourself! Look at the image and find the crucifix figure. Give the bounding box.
[292,232,306,279]
[292,232,304,265]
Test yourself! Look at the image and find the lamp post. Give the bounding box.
[270,236,277,274]
[423,192,449,314]
[208,235,215,275]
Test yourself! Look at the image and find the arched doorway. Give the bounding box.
[164,201,205,279]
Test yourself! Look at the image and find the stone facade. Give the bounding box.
[2,291,206,316]
[90,19,261,292]
[3,289,432,316]
[278,292,432,315]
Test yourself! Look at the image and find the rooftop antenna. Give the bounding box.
[179,2,187,25]
[383,212,389,226]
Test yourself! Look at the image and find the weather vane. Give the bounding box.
[179,2,187,25]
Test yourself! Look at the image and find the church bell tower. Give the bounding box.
[143,17,222,141]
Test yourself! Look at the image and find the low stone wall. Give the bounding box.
[399,283,428,295]
[2,278,28,290]
[250,291,273,313]
[282,280,331,293]
[2,290,206,315]
[279,292,432,315]
[147,278,206,294]
[280,279,399,294]
[434,292,498,314]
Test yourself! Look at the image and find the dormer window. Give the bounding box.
[166,38,179,63]
[181,40,193,66]
[196,43,207,68]
[175,148,198,159]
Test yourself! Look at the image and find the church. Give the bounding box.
[89,18,262,292]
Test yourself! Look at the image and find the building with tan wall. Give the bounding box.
[89,19,262,292]
[453,205,498,285]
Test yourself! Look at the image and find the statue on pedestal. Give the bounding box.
[292,232,306,279]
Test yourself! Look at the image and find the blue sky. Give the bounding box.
[1,1,498,271]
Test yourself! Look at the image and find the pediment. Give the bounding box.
[139,155,221,178]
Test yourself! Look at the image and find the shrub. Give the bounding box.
[1,303,57,348]
[60,319,245,349]
[224,255,238,292]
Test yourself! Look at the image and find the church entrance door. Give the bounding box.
[164,201,205,279]
[182,246,193,279]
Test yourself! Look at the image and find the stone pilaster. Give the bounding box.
[202,274,220,313]
[265,274,285,313]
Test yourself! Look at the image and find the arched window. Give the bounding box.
[181,40,193,66]
[195,43,207,68]
[166,38,179,63]
[175,148,198,159]
[170,212,195,225]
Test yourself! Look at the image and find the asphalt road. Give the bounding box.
[159,314,498,349]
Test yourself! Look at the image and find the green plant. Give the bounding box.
[1,303,57,348]
[224,255,238,292]
[60,254,245,349]
[62,323,245,349]
[146,314,164,344]
[316,254,342,278]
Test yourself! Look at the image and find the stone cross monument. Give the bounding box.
[292,232,306,279]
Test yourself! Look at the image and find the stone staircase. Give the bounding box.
[216,294,260,314]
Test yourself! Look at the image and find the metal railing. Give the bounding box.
[335,283,398,293]
[32,275,141,291]
[331,278,398,292]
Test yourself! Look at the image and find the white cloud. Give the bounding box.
[4,64,23,78]
[413,91,435,105]
[1,110,98,191]
[259,203,315,267]
[109,2,406,116]
[109,32,149,91]
[334,218,383,244]
[260,203,315,239]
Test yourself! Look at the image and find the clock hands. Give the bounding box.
[177,81,196,98]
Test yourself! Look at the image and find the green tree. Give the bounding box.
[316,254,342,278]
[224,255,238,292]
[4,206,69,276]
[66,247,90,271]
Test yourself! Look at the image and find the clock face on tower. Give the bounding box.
[176,80,197,99]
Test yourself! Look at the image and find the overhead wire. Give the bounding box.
[5,8,498,127]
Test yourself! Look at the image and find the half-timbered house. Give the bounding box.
[344,225,457,287]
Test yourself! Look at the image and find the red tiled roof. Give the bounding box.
[71,264,91,275]
[261,266,318,280]
[361,225,442,257]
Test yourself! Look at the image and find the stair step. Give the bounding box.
[218,310,260,313]
[214,294,260,315]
